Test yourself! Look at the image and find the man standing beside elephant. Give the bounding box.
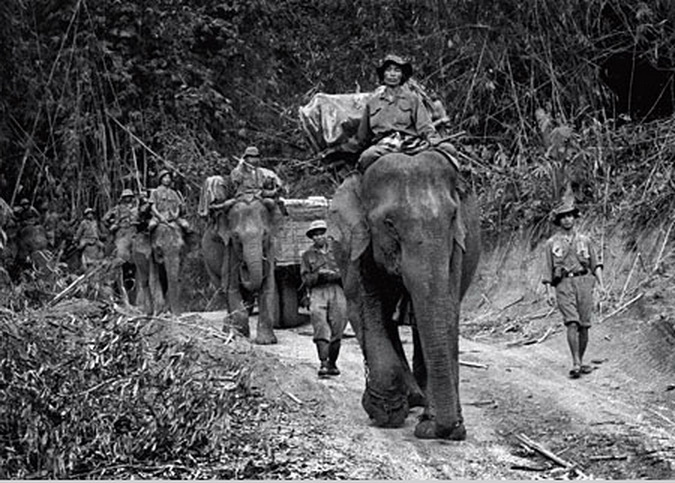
[301,220,348,378]
[542,200,605,379]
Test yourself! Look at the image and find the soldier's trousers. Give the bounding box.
[309,283,347,343]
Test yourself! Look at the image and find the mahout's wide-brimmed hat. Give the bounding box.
[376,54,413,83]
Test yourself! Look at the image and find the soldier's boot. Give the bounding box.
[316,340,330,378]
[327,340,341,376]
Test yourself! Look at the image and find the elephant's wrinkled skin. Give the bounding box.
[329,150,480,440]
[202,195,279,344]
[134,223,185,314]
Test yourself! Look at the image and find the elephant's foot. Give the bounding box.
[226,313,250,337]
[253,331,277,345]
[362,387,409,428]
[407,389,427,408]
[414,415,466,440]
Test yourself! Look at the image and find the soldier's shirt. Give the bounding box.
[150,186,184,221]
[103,203,138,229]
[301,244,340,289]
[356,84,438,145]
[542,230,602,284]
[230,162,283,195]
[75,219,101,243]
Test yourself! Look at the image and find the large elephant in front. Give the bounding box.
[329,150,481,440]
[201,194,280,345]
[133,223,185,314]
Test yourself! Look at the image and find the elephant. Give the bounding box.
[133,222,185,315]
[328,150,481,440]
[201,193,280,345]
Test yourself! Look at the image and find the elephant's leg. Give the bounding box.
[384,290,426,408]
[226,288,250,336]
[163,251,182,315]
[135,264,152,315]
[358,260,409,428]
[149,261,166,315]
[254,259,278,345]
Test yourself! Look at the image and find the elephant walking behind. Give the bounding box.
[202,194,280,344]
[329,150,480,440]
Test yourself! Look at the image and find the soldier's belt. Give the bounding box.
[564,269,588,278]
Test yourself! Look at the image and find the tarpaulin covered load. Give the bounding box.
[275,196,330,266]
[298,91,379,152]
[299,82,449,154]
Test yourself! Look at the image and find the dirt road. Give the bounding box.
[195,310,674,479]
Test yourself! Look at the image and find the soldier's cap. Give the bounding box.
[243,146,260,158]
[376,54,413,82]
[84,207,95,215]
[158,169,172,181]
[306,219,328,239]
[121,189,134,198]
[551,201,579,224]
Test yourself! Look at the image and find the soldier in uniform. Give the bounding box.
[14,198,40,227]
[74,207,103,270]
[300,220,348,378]
[103,189,139,265]
[230,146,284,198]
[148,170,191,234]
[542,201,605,379]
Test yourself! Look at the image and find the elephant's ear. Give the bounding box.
[328,174,370,262]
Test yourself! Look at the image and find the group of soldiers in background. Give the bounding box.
[3,169,191,281]
[4,144,283,284]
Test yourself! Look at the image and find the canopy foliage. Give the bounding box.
[1,0,674,240]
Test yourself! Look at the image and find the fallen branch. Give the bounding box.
[521,325,555,346]
[599,293,644,324]
[588,454,628,461]
[283,390,303,405]
[467,399,496,407]
[459,360,488,369]
[499,295,524,313]
[514,433,588,479]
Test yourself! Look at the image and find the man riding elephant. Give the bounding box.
[342,54,457,172]
[230,146,287,215]
[103,188,139,266]
[148,170,191,236]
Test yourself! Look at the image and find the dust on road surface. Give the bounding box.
[195,311,675,479]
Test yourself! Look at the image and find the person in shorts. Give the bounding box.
[542,201,605,379]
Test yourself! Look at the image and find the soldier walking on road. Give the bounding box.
[542,201,605,379]
[301,220,348,378]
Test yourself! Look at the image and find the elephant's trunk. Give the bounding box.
[240,242,264,292]
[405,244,464,439]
